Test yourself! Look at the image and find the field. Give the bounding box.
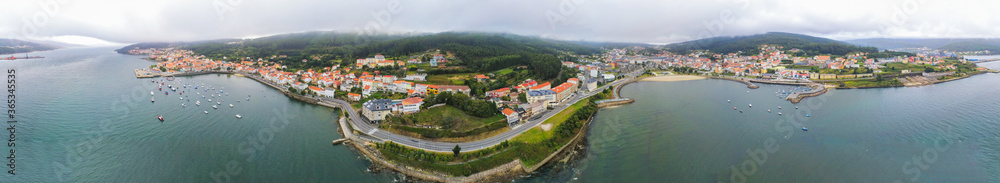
[399,105,505,131]
[426,73,477,85]
[512,98,590,143]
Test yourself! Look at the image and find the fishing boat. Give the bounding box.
[158,115,164,122]
[235,114,242,119]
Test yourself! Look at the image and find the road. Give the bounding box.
[326,68,645,152]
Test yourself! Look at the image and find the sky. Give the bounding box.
[2,0,999,46]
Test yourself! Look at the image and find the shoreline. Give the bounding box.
[151,70,598,183]
[639,75,706,82]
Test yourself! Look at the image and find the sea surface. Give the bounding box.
[524,61,1000,182]
[4,47,395,182]
[4,47,999,182]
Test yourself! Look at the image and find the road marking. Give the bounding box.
[367,128,378,135]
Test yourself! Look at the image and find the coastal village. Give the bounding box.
[131,48,608,127]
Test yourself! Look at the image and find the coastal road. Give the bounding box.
[326,68,645,152]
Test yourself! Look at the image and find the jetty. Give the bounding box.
[595,98,634,108]
[785,84,826,103]
[331,138,348,145]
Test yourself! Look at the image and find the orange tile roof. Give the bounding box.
[502,108,517,116]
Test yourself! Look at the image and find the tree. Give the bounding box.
[924,67,935,73]
[452,145,461,157]
[518,92,528,103]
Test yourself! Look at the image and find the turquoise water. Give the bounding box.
[4,47,395,182]
[525,61,1000,182]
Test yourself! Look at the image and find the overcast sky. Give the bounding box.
[3,0,999,46]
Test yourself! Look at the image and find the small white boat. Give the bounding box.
[212,105,218,109]
[778,106,782,109]
[208,99,212,102]
[181,103,186,107]
[151,91,155,95]
[767,109,771,113]
[179,97,183,100]
[235,114,242,119]
[204,111,208,114]
[229,104,233,108]
[778,112,782,115]
[216,102,221,105]
[727,99,731,103]
[196,100,201,106]
[749,104,752,108]
[151,97,155,102]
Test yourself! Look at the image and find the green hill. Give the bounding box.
[121,31,612,80]
[352,32,604,79]
[665,32,878,56]
[1,39,59,55]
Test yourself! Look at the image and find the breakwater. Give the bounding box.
[708,76,760,89]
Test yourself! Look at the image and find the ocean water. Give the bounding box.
[523,61,1000,182]
[4,47,395,182]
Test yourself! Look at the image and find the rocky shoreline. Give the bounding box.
[337,111,597,183]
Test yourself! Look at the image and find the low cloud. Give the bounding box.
[3,0,998,45]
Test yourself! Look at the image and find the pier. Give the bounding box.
[331,138,348,145]
[785,84,826,103]
[595,98,635,108]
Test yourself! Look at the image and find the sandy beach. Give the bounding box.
[641,75,706,82]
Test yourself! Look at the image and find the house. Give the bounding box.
[486,87,510,98]
[291,82,308,91]
[502,108,520,125]
[438,85,471,96]
[309,86,334,97]
[521,101,546,117]
[399,97,424,114]
[474,74,490,83]
[362,99,393,123]
[347,93,361,101]
[404,74,427,81]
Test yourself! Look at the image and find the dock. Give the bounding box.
[331,138,348,145]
